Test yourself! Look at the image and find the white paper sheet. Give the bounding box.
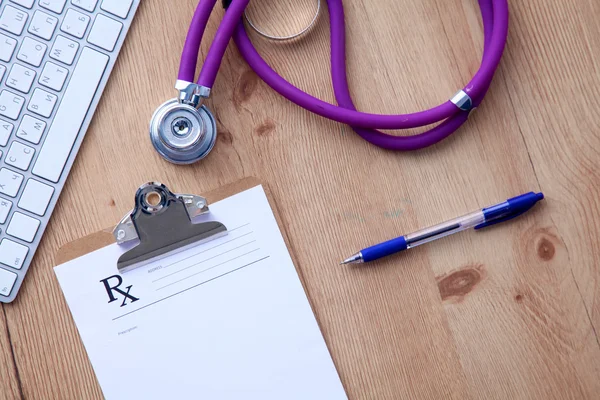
[55,185,347,400]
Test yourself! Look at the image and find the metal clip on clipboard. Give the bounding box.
[113,182,228,273]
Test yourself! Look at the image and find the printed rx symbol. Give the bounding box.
[100,275,140,307]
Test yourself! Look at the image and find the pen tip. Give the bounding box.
[340,253,363,265]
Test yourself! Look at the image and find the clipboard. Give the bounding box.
[53,177,349,400]
[56,177,298,271]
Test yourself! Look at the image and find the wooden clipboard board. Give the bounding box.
[53,177,348,399]
[55,177,298,270]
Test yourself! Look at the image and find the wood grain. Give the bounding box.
[1,0,599,398]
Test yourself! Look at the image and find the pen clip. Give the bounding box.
[474,206,533,230]
[474,192,544,230]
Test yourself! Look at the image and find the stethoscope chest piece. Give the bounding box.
[150,99,217,165]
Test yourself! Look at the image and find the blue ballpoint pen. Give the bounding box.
[341,192,545,265]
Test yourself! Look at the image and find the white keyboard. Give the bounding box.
[0,0,140,302]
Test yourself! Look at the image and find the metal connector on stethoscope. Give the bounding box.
[149,81,218,165]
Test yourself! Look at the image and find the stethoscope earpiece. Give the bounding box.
[150,99,217,165]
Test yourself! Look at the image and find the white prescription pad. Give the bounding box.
[55,185,347,400]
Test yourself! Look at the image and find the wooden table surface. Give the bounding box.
[2,0,599,398]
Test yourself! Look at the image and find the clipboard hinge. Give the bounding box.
[113,182,227,273]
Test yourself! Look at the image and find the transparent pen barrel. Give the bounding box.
[405,210,485,249]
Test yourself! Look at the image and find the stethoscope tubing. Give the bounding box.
[198,0,250,88]
[177,0,508,151]
[178,0,216,83]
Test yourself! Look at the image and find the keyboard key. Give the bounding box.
[40,0,67,14]
[101,0,133,19]
[39,62,68,91]
[6,64,36,94]
[88,14,122,52]
[17,115,46,144]
[0,33,17,62]
[0,65,5,83]
[0,119,14,146]
[0,198,12,224]
[0,90,25,120]
[0,168,24,197]
[0,239,28,270]
[50,34,79,65]
[7,212,40,242]
[6,141,34,171]
[72,0,98,12]
[0,6,28,35]
[17,37,48,67]
[10,0,35,8]
[28,10,59,41]
[61,8,90,39]
[18,179,54,216]
[0,267,17,297]
[33,47,108,183]
[28,88,57,118]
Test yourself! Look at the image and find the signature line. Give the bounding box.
[153,240,257,283]
[155,248,260,289]
[158,229,253,270]
[112,256,270,321]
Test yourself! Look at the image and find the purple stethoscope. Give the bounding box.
[149,0,509,164]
